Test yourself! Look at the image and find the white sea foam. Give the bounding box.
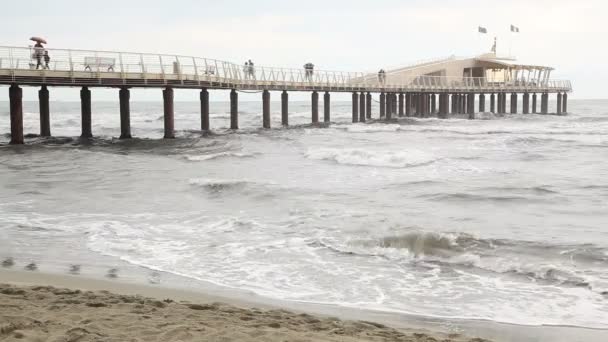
[305,147,437,168]
[185,151,256,161]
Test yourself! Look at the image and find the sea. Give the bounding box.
[1,96,607,334]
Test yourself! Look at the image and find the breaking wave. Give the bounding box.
[305,148,437,168]
[185,151,256,161]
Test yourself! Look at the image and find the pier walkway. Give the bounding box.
[0,46,573,144]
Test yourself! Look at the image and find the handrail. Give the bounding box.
[0,45,572,92]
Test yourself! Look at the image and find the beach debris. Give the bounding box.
[24,262,38,271]
[69,264,81,275]
[85,302,107,308]
[1,257,15,268]
[106,268,119,278]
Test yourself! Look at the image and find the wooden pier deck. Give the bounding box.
[0,45,573,144]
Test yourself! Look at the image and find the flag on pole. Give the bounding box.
[478,26,488,34]
[510,25,520,33]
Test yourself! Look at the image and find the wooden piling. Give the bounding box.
[562,93,568,114]
[200,88,210,131]
[431,94,436,115]
[523,93,530,114]
[80,87,92,138]
[359,91,366,122]
[398,93,404,117]
[386,93,393,120]
[9,84,24,145]
[282,90,289,126]
[479,94,485,113]
[119,87,131,139]
[312,91,319,124]
[230,89,238,129]
[323,91,330,123]
[490,93,495,113]
[541,93,548,114]
[366,92,372,119]
[352,92,359,123]
[39,85,50,137]
[532,93,537,114]
[262,89,270,128]
[405,93,412,117]
[557,93,562,114]
[163,87,175,138]
[510,93,518,114]
[380,93,385,117]
[468,93,475,119]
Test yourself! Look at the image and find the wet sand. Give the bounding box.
[0,269,488,342]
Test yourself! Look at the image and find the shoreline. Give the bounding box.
[2,269,607,341]
[1,269,483,342]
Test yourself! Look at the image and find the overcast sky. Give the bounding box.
[0,0,605,100]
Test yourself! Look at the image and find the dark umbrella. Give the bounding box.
[30,37,47,44]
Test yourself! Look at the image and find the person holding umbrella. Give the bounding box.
[30,37,47,70]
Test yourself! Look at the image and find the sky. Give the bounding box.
[0,0,605,101]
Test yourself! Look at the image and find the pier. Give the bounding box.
[0,46,572,144]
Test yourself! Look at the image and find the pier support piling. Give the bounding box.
[510,93,518,114]
[479,94,485,113]
[467,93,475,119]
[359,91,366,122]
[119,87,131,139]
[532,93,537,114]
[163,87,175,139]
[366,93,372,119]
[323,91,330,123]
[562,93,568,114]
[386,93,393,120]
[262,89,270,128]
[352,92,359,123]
[230,89,239,129]
[541,93,548,114]
[312,91,319,124]
[39,85,50,137]
[523,93,530,114]
[380,93,385,117]
[9,85,24,145]
[490,93,495,113]
[431,94,436,115]
[392,93,397,117]
[405,93,411,117]
[282,90,289,126]
[80,87,92,138]
[200,88,210,131]
[398,93,404,117]
[557,93,563,115]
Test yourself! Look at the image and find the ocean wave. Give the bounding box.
[319,231,608,291]
[305,147,436,168]
[188,178,253,192]
[185,151,256,161]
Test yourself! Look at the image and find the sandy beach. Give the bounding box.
[0,270,488,342]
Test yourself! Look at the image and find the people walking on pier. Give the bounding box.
[243,61,250,79]
[33,42,44,70]
[378,69,386,84]
[248,59,255,79]
[43,50,50,69]
[304,63,314,81]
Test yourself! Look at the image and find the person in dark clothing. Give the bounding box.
[378,69,386,84]
[33,42,44,70]
[43,50,50,69]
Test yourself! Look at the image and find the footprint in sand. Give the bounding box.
[25,262,38,271]
[2,257,15,268]
[106,268,119,279]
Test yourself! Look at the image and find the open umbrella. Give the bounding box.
[30,37,47,44]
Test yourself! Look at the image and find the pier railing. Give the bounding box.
[0,46,572,92]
